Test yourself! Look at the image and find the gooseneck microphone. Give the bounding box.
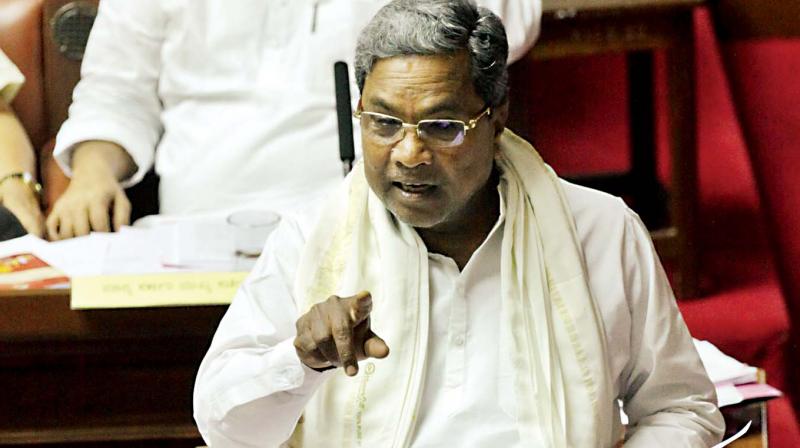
[334,61,355,176]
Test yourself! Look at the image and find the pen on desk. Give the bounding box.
[334,61,355,176]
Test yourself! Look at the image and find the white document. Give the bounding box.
[104,227,178,274]
[712,421,752,448]
[0,234,48,258]
[715,384,745,408]
[0,233,112,277]
[694,339,758,386]
[156,218,237,270]
[0,219,237,277]
[39,233,114,277]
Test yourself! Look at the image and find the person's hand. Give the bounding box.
[45,168,130,240]
[0,180,44,237]
[294,291,390,376]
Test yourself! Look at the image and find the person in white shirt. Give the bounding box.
[46,0,541,240]
[0,49,44,239]
[193,1,724,446]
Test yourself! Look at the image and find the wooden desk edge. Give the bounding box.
[543,0,703,14]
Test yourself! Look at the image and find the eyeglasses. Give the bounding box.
[354,105,492,148]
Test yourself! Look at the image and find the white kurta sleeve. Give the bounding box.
[53,0,166,187]
[194,216,332,448]
[620,211,725,447]
[476,0,542,63]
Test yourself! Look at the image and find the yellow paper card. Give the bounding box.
[70,272,249,309]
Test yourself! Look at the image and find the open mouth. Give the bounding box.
[393,182,435,195]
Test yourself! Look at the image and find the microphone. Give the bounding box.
[334,61,355,176]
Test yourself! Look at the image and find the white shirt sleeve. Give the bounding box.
[194,216,333,448]
[52,0,166,186]
[620,211,725,447]
[0,49,25,104]
[476,0,542,63]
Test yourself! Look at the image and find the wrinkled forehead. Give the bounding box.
[362,52,482,115]
[365,51,472,85]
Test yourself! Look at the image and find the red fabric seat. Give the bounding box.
[770,398,800,448]
[511,7,800,445]
[719,36,800,405]
[679,281,788,387]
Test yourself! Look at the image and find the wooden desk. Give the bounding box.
[510,0,701,297]
[0,289,226,446]
[1,289,770,446]
[726,369,770,448]
[726,401,768,448]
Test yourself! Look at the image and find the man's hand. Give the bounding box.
[46,141,135,240]
[0,180,44,237]
[46,171,130,240]
[294,291,390,376]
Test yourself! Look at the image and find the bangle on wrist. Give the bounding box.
[0,172,43,199]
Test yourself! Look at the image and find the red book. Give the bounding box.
[0,253,70,290]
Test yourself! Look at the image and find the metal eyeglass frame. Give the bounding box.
[353,105,492,147]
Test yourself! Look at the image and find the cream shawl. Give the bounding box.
[289,129,614,447]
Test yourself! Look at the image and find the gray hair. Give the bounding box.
[354,0,509,107]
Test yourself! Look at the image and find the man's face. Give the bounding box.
[360,52,505,233]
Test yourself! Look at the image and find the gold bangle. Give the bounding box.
[0,172,43,198]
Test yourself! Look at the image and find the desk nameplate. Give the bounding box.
[71,271,248,310]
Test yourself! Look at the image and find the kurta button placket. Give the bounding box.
[444,280,467,390]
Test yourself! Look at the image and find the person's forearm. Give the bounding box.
[0,101,36,179]
[45,140,135,238]
[625,422,717,448]
[71,140,137,183]
[194,265,331,447]
[195,338,332,447]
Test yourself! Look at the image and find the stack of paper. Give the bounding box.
[0,210,278,308]
[0,252,69,290]
[0,213,252,278]
[694,339,782,407]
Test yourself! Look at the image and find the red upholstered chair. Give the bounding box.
[509,4,800,446]
[709,0,800,433]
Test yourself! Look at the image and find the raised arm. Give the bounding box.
[620,211,725,447]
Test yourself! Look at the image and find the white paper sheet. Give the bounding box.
[694,339,759,386]
[712,421,752,448]
[0,210,279,277]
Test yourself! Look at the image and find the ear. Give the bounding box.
[492,100,509,138]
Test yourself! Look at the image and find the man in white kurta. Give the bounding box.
[47,0,541,239]
[194,1,723,446]
[195,179,724,446]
